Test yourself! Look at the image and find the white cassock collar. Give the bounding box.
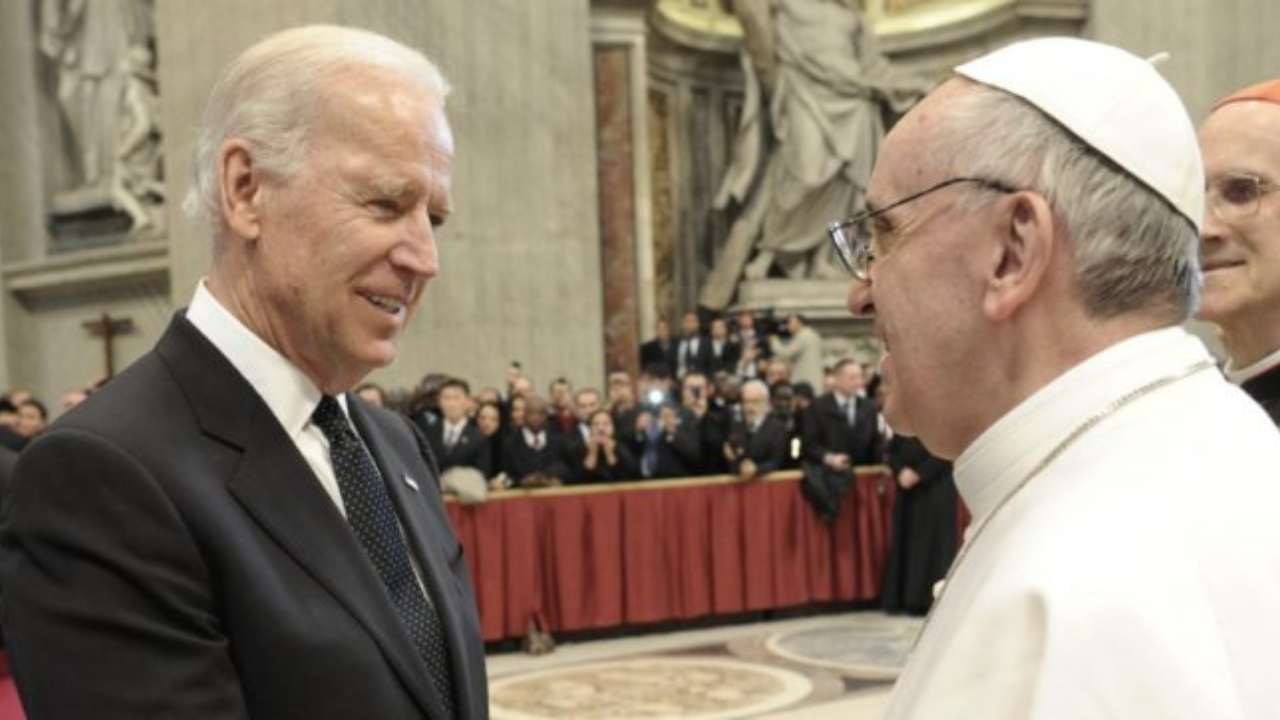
[954,327,1214,525]
[1225,345,1280,386]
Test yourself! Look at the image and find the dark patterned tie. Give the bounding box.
[312,396,456,718]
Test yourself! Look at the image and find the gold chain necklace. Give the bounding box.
[911,358,1217,651]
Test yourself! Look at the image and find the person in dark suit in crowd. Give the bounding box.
[651,402,702,478]
[733,310,771,362]
[675,311,713,379]
[0,400,25,453]
[424,378,492,478]
[803,358,880,468]
[560,387,602,484]
[0,445,13,647]
[682,371,731,475]
[625,397,701,479]
[0,26,487,719]
[502,394,569,486]
[547,378,576,434]
[639,318,678,372]
[580,410,640,483]
[707,317,741,375]
[768,380,802,469]
[724,380,789,480]
[882,434,958,616]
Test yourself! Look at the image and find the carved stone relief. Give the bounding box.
[37,0,163,248]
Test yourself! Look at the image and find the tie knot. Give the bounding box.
[312,395,350,441]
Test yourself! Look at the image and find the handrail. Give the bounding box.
[444,465,891,502]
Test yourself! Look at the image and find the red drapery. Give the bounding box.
[446,469,900,643]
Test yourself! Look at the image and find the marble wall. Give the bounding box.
[1088,0,1280,122]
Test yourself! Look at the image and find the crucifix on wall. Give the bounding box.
[82,312,135,378]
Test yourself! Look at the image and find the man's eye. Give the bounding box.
[368,199,400,215]
[1219,178,1261,206]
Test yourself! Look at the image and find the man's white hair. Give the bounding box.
[182,25,451,229]
[945,81,1200,320]
[741,379,770,401]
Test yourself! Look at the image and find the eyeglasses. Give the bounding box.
[827,176,1019,280]
[1206,173,1278,224]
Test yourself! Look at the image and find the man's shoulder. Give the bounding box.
[56,349,186,441]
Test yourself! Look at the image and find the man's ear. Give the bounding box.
[982,191,1056,322]
[218,139,265,242]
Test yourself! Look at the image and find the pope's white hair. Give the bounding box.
[944,81,1200,320]
[182,25,451,230]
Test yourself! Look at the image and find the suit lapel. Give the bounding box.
[349,400,483,719]
[157,315,445,719]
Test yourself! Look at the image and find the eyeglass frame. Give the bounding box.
[827,176,1020,280]
[1206,172,1279,224]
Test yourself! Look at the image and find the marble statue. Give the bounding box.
[111,44,165,236]
[699,0,928,309]
[40,0,158,231]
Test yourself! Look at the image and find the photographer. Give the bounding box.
[682,371,731,475]
[768,314,824,391]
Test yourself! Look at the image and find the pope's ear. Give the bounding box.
[218,139,265,242]
[981,191,1056,322]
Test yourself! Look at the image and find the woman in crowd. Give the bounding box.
[580,409,639,483]
[474,400,504,482]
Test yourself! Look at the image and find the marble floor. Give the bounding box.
[486,612,921,719]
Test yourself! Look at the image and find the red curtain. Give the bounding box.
[446,470,901,642]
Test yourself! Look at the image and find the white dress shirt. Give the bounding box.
[885,327,1280,719]
[442,419,467,447]
[185,282,433,597]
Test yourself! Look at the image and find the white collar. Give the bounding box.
[522,427,546,445]
[444,418,468,435]
[185,281,341,439]
[954,327,1212,523]
[1225,345,1280,385]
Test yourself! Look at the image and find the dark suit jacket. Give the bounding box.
[802,393,881,467]
[0,445,15,647]
[501,429,569,483]
[639,337,677,373]
[0,315,487,720]
[707,339,741,375]
[674,335,713,377]
[426,419,493,477]
[0,445,15,507]
[727,415,789,476]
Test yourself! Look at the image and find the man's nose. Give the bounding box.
[847,276,875,317]
[390,208,440,279]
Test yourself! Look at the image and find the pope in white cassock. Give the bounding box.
[828,37,1280,718]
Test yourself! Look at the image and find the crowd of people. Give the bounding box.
[354,311,888,493]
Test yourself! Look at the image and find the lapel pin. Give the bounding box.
[404,475,421,492]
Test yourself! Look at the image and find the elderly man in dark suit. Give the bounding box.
[724,380,788,480]
[0,26,486,720]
